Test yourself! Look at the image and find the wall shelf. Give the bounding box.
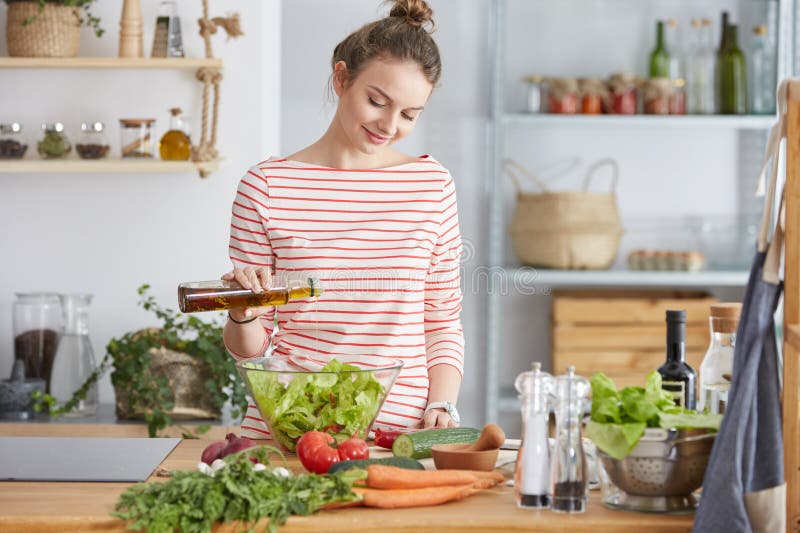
[503,113,776,129]
[0,159,222,174]
[0,57,223,69]
[505,266,750,289]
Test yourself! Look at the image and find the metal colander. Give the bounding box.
[599,428,715,498]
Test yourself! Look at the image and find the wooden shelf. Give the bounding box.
[502,113,776,130]
[0,57,222,69]
[0,158,222,174]
[504,266,749,288]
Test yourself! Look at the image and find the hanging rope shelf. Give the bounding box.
[193,0,243,177]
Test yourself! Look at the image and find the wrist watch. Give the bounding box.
[425,401,460,425]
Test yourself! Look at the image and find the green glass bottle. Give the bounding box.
[649,21,670,78]
[718,24,747,114]
[714,11,729,113]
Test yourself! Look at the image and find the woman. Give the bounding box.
[223,0,464,438]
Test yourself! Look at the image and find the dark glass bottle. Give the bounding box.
[714,11,730,113]
[649,21,670,78]
[718,24,747,114]
[658,309,697,410]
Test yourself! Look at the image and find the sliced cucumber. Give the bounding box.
[391,427,481,459]
[327,456,424,474]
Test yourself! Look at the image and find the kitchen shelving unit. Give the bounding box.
[484,0,797,423]
[0,57,224,177]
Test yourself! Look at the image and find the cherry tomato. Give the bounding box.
[337,436,370,461]
[297,431,341,474]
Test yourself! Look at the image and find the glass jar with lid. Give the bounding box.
[578,78,606,115]
[642,78,674,115]
[37,122,71,159]
[76,122,110,160]
[547,78,579,114]
[522,75,546,113]
[119,118,156,158]
[0,123,29,159]
[606,72,638,114]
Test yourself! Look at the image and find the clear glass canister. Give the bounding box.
[698,303,741,414]
[76,122,110,160]
[50,293,98,416]
[514,362,554,508]
[37,122,71,159]
[523,75,545,113]
[12,293,62,393]
[0,122,28,159]
[119,118,156,158]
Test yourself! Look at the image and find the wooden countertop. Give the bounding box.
[0,424,694,532]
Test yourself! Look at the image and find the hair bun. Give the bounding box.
[389,0,434,29]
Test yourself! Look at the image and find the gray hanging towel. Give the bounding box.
[693,81,789,533]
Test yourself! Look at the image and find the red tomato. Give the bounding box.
[297,431,341,474]
[337,436,370,461]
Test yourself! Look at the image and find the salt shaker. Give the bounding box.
[514,362,554,508]
[551,365,590,513]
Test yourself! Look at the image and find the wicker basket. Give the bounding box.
[506,159,624,270]
[114,335,221,421]
[6,2,81,58]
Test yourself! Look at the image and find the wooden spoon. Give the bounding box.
[463,423,506,452]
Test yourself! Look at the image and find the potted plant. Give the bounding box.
[4,0,104,58]
[36,284,248,437]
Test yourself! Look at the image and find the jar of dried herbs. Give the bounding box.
[0,122,28,159]
[76,122,110,160]
[37,123,71,159]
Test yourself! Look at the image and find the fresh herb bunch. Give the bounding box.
[4,0,104,37]
[35,284,249,438]
[113,446,365,533]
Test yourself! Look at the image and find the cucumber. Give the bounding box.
[392,427,481,459]
[327,456,424,474]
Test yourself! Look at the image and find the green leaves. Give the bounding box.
[586,371,722,459]
[113,447,365,533]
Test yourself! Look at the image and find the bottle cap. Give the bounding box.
[81,122,105,132]
[691,18,702,28]
[667,18,678,28]
[514,361,553,397]
[666,309,687,323]
[710,302,742,319]
[42,122,64,132]
[753,24,768,36]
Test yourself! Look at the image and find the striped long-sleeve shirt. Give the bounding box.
[226,155,465,438]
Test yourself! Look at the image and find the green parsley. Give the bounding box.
[113,446,365,533]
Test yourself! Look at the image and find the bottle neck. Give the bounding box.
[710,331,736,348]
[666,319,686,363]
[655,22,666,49]
[719,14,729,53]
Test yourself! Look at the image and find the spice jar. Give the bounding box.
[0,123,28,159]
[642,78,674,115]
[547,78,579,114]
[578,78,606,115]
[606,72,638,114]
[670,78,687,115]
[119,118,155,158]
[76,122,110,160]
[37,122,71,159]
[522,75,545,113]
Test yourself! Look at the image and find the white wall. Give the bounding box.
[0,1,281,404]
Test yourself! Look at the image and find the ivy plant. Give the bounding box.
[4,0,105,37]
[35,284,248,438]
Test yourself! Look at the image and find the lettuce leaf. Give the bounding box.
[587,371,722,459]
[246,359,385,452]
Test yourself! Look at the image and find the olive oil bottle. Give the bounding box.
[658,309,697,409]
[178,277,323,313]
[159,107,191,160]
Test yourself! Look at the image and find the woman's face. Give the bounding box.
[333,57,433,156]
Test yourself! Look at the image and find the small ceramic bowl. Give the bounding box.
[431,443,500,471]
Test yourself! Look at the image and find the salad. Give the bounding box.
[586,371,723,459]
[244,359,385,452]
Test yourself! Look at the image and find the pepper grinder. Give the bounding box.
[551,365,590,513]
[514,362,553,508]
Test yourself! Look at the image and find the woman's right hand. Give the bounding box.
[222,267,273,323]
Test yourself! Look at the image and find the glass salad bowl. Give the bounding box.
[236,355,403,453]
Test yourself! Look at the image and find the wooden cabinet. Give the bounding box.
[552,290,717,388]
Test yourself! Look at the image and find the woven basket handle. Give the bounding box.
[503,158,549,193]
[582,158,619,193]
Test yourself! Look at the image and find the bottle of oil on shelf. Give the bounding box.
[178,276,323,313]
[159,107,191,161]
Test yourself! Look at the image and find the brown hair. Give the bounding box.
[331,0,442,88]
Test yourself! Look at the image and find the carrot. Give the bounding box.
[354,485,476,509]
[446,470,505,484]
[321,499,365,510]
[366,464,478,489]
[472,478,498,490]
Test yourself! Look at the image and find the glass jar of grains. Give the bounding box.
[0,123,29,159]
[119,118,155,158]
[76,122,110,160]
[37,122,71,159]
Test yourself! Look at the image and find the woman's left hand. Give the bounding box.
[422,408,457,429]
